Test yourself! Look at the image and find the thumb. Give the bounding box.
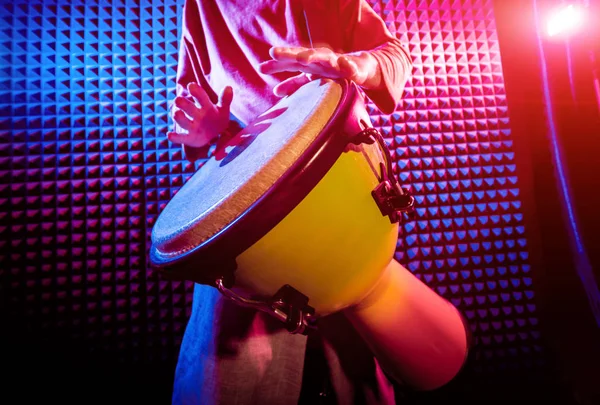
[273,73,312,97]
[218,86,234,109]
[167,131,188,145]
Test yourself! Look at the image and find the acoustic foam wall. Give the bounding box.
[0,0,546,391]
[1,0,191,366]
[369,0,544,375]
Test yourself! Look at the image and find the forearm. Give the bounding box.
[357,39,413,114]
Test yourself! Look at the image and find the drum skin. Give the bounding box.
[234,139,399,316]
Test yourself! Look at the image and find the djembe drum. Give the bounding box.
[150,79,468,389]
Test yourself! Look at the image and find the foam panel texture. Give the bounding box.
[0,0,547,391]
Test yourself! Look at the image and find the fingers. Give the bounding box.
[273,73,312,97]
[166,131,190,145]
[269,46,309,60]
[167,84,233,148]
[167,130,212,148]
[258,59,301,74]
[174,96,200,119]
[218,86,234,110]
[259,58,337,77]
[269,46,337,69]
[187,82,213,109]
[296,49,336,69]
[172,109,194,130]
[337,55,360,81]
[270,46,335,62]
[262,46,346,80]
[263,47,372,88]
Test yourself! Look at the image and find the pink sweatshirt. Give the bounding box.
[176,0,412,161]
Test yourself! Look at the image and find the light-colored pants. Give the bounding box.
[172,284,396,405]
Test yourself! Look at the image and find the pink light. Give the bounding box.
[547,4,585,37]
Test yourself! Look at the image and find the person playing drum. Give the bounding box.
[164,0,471,404]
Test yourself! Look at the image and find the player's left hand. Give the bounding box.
[258,46,381,97]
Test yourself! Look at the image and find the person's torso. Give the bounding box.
[195,0,345,124]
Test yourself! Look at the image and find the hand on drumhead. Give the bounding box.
[167,83,233,148]
[258,46,381,97]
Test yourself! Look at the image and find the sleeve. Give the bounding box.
[174,0,243,163]
[172,0,210,162]
[176,0,215,101]
[340,0,413,114]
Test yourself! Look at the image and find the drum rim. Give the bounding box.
[150,79,365,284]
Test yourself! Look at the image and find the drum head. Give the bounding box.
[151,79,356,270]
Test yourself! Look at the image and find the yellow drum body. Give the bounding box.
[235,142,399,316]
[152,79,470,390]
[150,78,405,319]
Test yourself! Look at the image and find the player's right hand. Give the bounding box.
[167,83,233,148]
[258,46,381,97]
